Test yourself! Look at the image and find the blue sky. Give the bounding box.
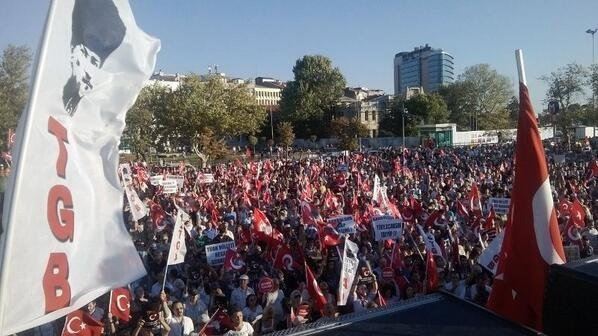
[1,0,597,112]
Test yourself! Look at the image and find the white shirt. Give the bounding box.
[223,322,254,336]
[166,315,194,336]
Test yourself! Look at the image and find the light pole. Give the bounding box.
[401,106,407,147]
[587,28,597,109]
[269,108,274,141]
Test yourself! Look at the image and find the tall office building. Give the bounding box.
[394,44,454,96]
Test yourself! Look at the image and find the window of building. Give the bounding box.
[372,112,376,121]
[365,111,369,121]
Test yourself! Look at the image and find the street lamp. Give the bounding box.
[401,106,408,147]
[587,28,597,109]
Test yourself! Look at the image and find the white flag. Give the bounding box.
[119,163,148,221]
[167,210,187,265]
[0,0,160,334]
[337,238,359,306]
[417,225,444,260]
[478,231,505,275]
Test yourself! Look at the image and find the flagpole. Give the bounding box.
[197,308,221,335]
[515,49,527,86]
[0,0,58,333]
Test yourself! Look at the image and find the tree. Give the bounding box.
[280,55,346,138]
[0,45,32,148]
[438,81,475,130]
[277,121,295,148]
[124,85,166,159]
[540,63,587,133]
[330,117,368,151]
[540,63,587,112]
[404,93,449,124]
[154,75,267,153]
[379,99,417,137]
[440,64,513,130]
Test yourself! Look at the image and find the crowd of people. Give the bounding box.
[10,140,598,336]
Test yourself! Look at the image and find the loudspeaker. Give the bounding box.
[543,256,598,336]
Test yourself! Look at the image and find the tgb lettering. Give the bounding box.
[43,116,74,312]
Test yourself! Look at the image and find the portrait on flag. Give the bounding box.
[0,0,160,333]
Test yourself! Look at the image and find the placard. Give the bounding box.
[197,173,215,184]
[372,215,403,241]
[149,175,163,186]
[160,179,178,194]
[326,215,356,235]
[258,277,274,293]
[489,198,510,215]
[205,241,237,266]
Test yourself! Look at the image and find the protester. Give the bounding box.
[103,141,596,335]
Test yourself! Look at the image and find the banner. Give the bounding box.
[479,231,505,274]
[489,198,511,214]
[197,173,214,184]
[0,0,159,334]
[166,210,187,265]
[205,241,236,266]
[160,179,178,194]
[372,215,403,241]
[326,215,356,235]
[337,239,359,306]
[149,175,163,186]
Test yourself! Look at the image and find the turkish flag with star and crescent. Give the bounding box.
[224,249,246,271]
[252,208,273,237]
[487,72,566,331]
[109,287,131,322]
[61,309,103,336]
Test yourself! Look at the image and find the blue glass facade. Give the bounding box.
[394,45,454,95]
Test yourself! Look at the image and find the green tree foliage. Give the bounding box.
[540,63,587,112]
[438,81,475,130]
[0,45,31,148]
[330,117,368,151]
[379,99,416,137]
[124,85,166,159]
[404,93,449,124]
[440,64,513,130]
[154,75,266,153]
[280,55,346,138]
[540,63,588,133]
[277,121,295,148]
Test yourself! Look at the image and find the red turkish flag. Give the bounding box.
[224,249,246,271]
[488,78,565,331]
[570,199,586,227]
[557,199,571,216]
[305,263,327,312]
[484,206,496,230]
[468,183,482,217]
[109,287,131,322]
[320,225,341,248]
[390,244,404,270]
[424,209,444,228]
[62,310,103,336]
[424,251,439,294]
[274,244,299,271]
[252,208,273,236]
